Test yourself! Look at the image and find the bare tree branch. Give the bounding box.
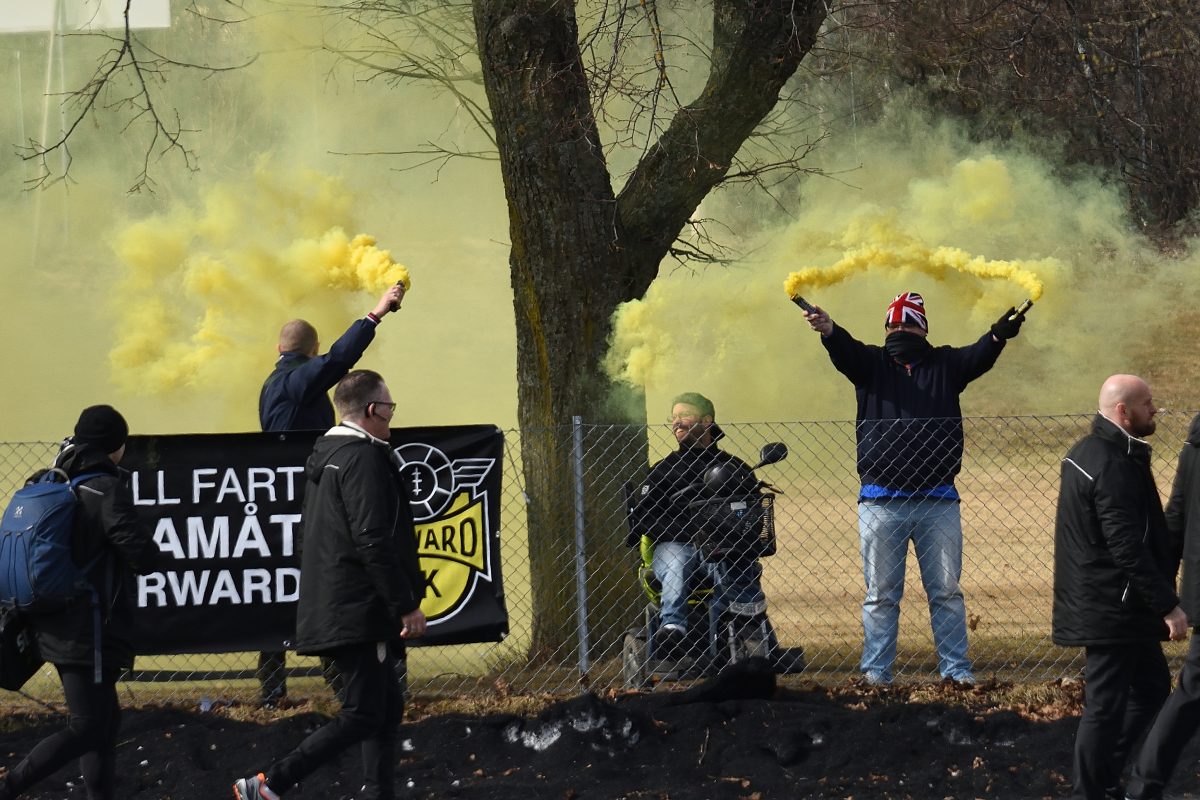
[17,0,254,191]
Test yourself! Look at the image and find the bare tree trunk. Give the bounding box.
[473,0,826,662]
[473,2,643,662]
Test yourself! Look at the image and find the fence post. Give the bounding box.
[571,415,591,682]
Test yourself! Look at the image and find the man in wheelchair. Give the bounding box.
[625,393,802,680]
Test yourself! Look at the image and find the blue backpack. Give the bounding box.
[0,469,104,611]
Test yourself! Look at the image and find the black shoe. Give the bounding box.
[653,625,686,660]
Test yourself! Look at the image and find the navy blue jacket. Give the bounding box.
[821,325,1004,491]
[259,317,379,432]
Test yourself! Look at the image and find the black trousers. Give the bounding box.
[1126,633,1200,799]
[257,651,344,704]
[2,665,121,800]
[257,651,287,703]
[266,642,403,799]
[1072,642,1171,800]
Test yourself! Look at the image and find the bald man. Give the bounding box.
[259,285,405,432]
[1052,374,1187,800]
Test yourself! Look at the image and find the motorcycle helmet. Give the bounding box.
[702,461,756,497]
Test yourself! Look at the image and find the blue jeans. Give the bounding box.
[858,497,972,681]
[652,541,701,630]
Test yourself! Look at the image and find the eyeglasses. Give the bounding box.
[367,400,397,413]
[667,413,701,423]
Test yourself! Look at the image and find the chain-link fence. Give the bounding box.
[1,412,1194,709]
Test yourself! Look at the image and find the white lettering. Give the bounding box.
[138,573,166,606]
[276,567,300,602]
[167,570,210,605]
[208,570,240,604]
[216,470,247,504]
[232,516,270,558]
[279,467,304,502]
[187,516,230,559]
[270,514,301,557]
[246,468,277,503]
[242,569,272,603]
[153,519,185,560]
[132,471,182,506]
[136,569,303,607]
[192,468,218,504]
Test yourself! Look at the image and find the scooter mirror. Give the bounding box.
[755,442,788,468]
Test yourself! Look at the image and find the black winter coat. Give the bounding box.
[1052,415,1180,646]
[293,425,423,655]
[820,325,1004,491]
[629,429,756,546]
[28,443,158,670]
[1166,413,1200,621]
[258,317,378,432]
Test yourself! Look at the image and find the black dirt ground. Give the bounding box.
[2,676,1200,800]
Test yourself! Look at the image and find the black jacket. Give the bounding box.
[1166,413,1200,620]
[629,429,756,546]
[821,325,1004,491]
[293,425,423,654]
[1052,415,1180,646]
[29,443,158,670]
[258,317,378,432]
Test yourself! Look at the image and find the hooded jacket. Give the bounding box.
[28,442,158,670]
[820,325,1004,492]
[293,424,423,654]
[629,426,757,546]
[1166,412,1200,620]
[258,317,378,432]
[1052,414,1180,646]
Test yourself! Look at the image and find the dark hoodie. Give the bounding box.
[293,424,423,654]
[28,442,157,670]
[820,324,1004,492]
[1166,412,1200,620]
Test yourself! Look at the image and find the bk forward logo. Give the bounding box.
[394,443,497,623]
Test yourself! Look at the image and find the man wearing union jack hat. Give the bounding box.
[803,292,1024,685]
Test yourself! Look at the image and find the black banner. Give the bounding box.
[123,426,507,654]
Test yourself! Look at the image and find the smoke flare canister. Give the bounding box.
[790,296,817,313]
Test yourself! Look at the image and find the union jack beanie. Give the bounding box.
[884,292,928,331]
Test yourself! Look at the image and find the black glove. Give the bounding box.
[991,307,1024,340]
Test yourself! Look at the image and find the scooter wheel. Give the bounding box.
[621,632,650,689]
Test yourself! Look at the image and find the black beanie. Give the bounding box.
[74,405,129,453]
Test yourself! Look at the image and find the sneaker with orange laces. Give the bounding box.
[233,773,280,800]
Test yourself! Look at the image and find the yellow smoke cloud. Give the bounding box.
[109,164,412,396]
[606,111,1200,420]
[782,214,1050,303]
[0,3,517,444]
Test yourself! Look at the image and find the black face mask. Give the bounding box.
[885,330,931,364]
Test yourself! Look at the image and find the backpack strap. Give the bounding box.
[68,471,108,491]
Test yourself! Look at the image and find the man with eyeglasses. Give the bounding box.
[255,283,405,707]
[235,370,426,800]
[801,292,1025,685]
[629,392,759,660]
